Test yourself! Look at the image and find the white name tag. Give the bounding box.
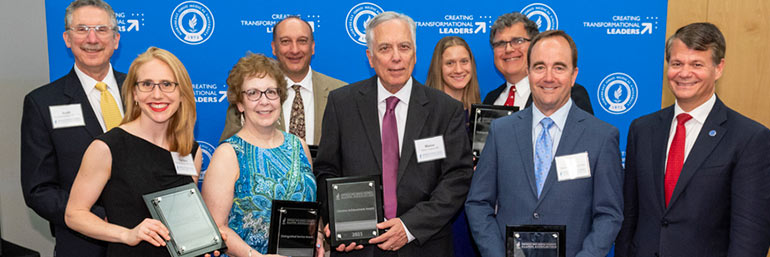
[171,152,197,176]
[414,135,446,163]
[49,104,85,129]
[555,151,591,181]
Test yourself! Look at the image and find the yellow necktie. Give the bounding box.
[95,82,122,130]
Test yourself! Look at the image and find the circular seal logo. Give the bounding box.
[196,140,216,187]
[597,72,638,115]
[521,3,558,32]
[170,1,215,45]
[345,2,384,46]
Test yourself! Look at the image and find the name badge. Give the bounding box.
[49,104,85,129]
[414,135,446,163]
[555,151,591,181]
[171,152,197,176]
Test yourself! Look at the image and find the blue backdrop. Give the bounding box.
[45,0,667,180]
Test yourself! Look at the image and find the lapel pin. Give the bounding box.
[708,130,716,137]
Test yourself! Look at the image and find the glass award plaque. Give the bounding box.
[325,175,384,247]
[506,225,566,257]
[142,183,226,257]
[267,200,320,257]
[469,104,519,159]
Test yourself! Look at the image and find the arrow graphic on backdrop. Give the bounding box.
[475,22,486,33]
[127,19,139,31]
[218,91,227,102]
[641,23,652,34]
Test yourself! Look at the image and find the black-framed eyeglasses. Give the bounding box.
[67,25,115,37]
[242,88,280,101]
[135,81,179,92]
[492,37,531,49]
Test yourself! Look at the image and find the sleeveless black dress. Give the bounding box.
[97,127,198,257]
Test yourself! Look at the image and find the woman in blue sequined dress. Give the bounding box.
[202,53,320,257]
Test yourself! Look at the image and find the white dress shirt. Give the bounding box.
[376,76,416,243]
[493,76,530,109]
[531,99,572,157]
[665,94,716,169]
[377,77,412,155]
[281,67,315,143]
[74,63,124,132]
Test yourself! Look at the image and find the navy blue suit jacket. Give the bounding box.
[465,103,623,257]
[315,76,474,257]
[21,68,125,257]
[615,98,770,257]
[482,81,594,115]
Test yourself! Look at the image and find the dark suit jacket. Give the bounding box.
[615,98,770,257]
[465,103,623,257]
[219,70,346,143]
[482,81,594,115]
[314,76,474,257]
[21,68,125,257]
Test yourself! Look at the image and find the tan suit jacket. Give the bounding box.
[219,70,345,144]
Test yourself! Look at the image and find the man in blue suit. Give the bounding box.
[21,0,123,256]
[465,30,623,257]
[615,22,770,257]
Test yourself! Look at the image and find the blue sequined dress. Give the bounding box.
[223,132,316,254]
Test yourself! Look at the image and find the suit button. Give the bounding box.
[533,212,540,219]
[661,219,669,227]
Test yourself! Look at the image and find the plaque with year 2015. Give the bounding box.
[326,175,385,247]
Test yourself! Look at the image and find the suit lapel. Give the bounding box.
[62,69,103,138]
[537,104,586,204]
[483,82,506,105]
[653,107,674,211]
[357,76,384,172]
[667,99,727,209]
[312,71,330,145]
[397,80,429,184]
[513,108,538,198]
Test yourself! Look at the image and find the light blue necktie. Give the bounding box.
[535,117,554,197]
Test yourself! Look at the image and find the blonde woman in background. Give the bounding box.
[65,47,210,256]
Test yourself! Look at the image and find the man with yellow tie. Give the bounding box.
[20,0,123,256]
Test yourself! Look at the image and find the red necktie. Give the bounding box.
[503,85,516,107]
[382,96,399,219]
[664,113,692,207]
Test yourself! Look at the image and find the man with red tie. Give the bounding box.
[481,12,593,115]
[615,22,770,257]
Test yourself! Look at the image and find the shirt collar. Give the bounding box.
[506,76,530,97]
[674,94,716,124]
[285,66,313,93]
[532,98,573,131]
[74,63,116,91]
[377,77,413,106]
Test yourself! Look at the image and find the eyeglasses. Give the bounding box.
[67,25,115,37]
[242,88,280,101]
[492,37,531,49]
[135,81,179,92]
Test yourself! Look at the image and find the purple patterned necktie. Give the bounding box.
[382,96,399,219]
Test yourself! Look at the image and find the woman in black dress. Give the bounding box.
[65,47,203,256]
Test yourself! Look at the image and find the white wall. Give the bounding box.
[0,0,55,255]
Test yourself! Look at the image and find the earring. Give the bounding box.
[239,112,245,127]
